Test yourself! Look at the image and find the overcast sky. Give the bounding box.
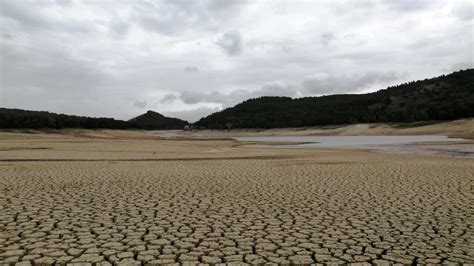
[1,0,472,122]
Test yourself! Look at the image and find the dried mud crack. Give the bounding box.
[0,135,473,265]
[0,155,294,163]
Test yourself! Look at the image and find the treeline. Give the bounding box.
[196,69,474,129]
[2,69,472,130]
[0,108,188,130]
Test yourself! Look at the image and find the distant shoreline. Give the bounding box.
[172,118,474,140]
[1,118,473,140]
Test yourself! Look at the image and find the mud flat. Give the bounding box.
[175,118,474,140]
[0,130,473,265]
[233,135,474,159]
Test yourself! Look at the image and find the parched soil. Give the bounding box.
[0,132,473,265]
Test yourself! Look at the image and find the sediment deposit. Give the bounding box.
[0,131,473,265]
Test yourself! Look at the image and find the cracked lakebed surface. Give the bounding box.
[0,132,473,265]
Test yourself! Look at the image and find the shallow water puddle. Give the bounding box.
[234,135,474,158]
[233,135,464,148]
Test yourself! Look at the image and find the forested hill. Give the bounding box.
[128,110,188,130]
[0,109,188,130]
[195,69,474,129]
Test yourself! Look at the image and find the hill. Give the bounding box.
[195,69,474,129]
[129,110,188,130]
[0,109,188,130]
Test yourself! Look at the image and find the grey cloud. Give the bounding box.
[206,0,247,10]
[134,0,247,35]
[2,33,13,40]
[216,31,242,56]
[160,94,179,104]
[330,1,375,14]
[180,91,218,105]
[0,0,469,121]
[54,0,73,6]
[452,2,474,21]
[0,0,92,34]
[1,1,46,27]
[381,0,435,12]
[320,32,335,45]
[257,82,300,98]
[1,43,105,93]
[447,61,474,72]
[137,15,179,35]
[178,82,299,107]
[164,106,221,123]
[184,65,199,72]
[133,99,147,108]
[134,0,201,35]
[302,72,402,95]
[175,71,401,107]
[109,22,130,37]
[178,90,245,105]
[333,0,436,15]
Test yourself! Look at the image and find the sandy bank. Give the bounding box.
[175,119,474,139]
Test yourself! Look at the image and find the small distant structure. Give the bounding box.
[184,125,195,131]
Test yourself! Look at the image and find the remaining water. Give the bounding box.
[233,135,465,149]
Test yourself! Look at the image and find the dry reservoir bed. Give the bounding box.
[0,132,473,265]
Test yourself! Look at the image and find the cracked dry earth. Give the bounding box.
[0,132,473,265]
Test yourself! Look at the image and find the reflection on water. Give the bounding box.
[234,135,465,149]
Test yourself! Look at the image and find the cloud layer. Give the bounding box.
[1,0,472,122]
[216,31,242,56]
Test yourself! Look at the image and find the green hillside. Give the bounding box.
[195,69,474,129]
[128,110,188,130]
[0,109,188,130]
